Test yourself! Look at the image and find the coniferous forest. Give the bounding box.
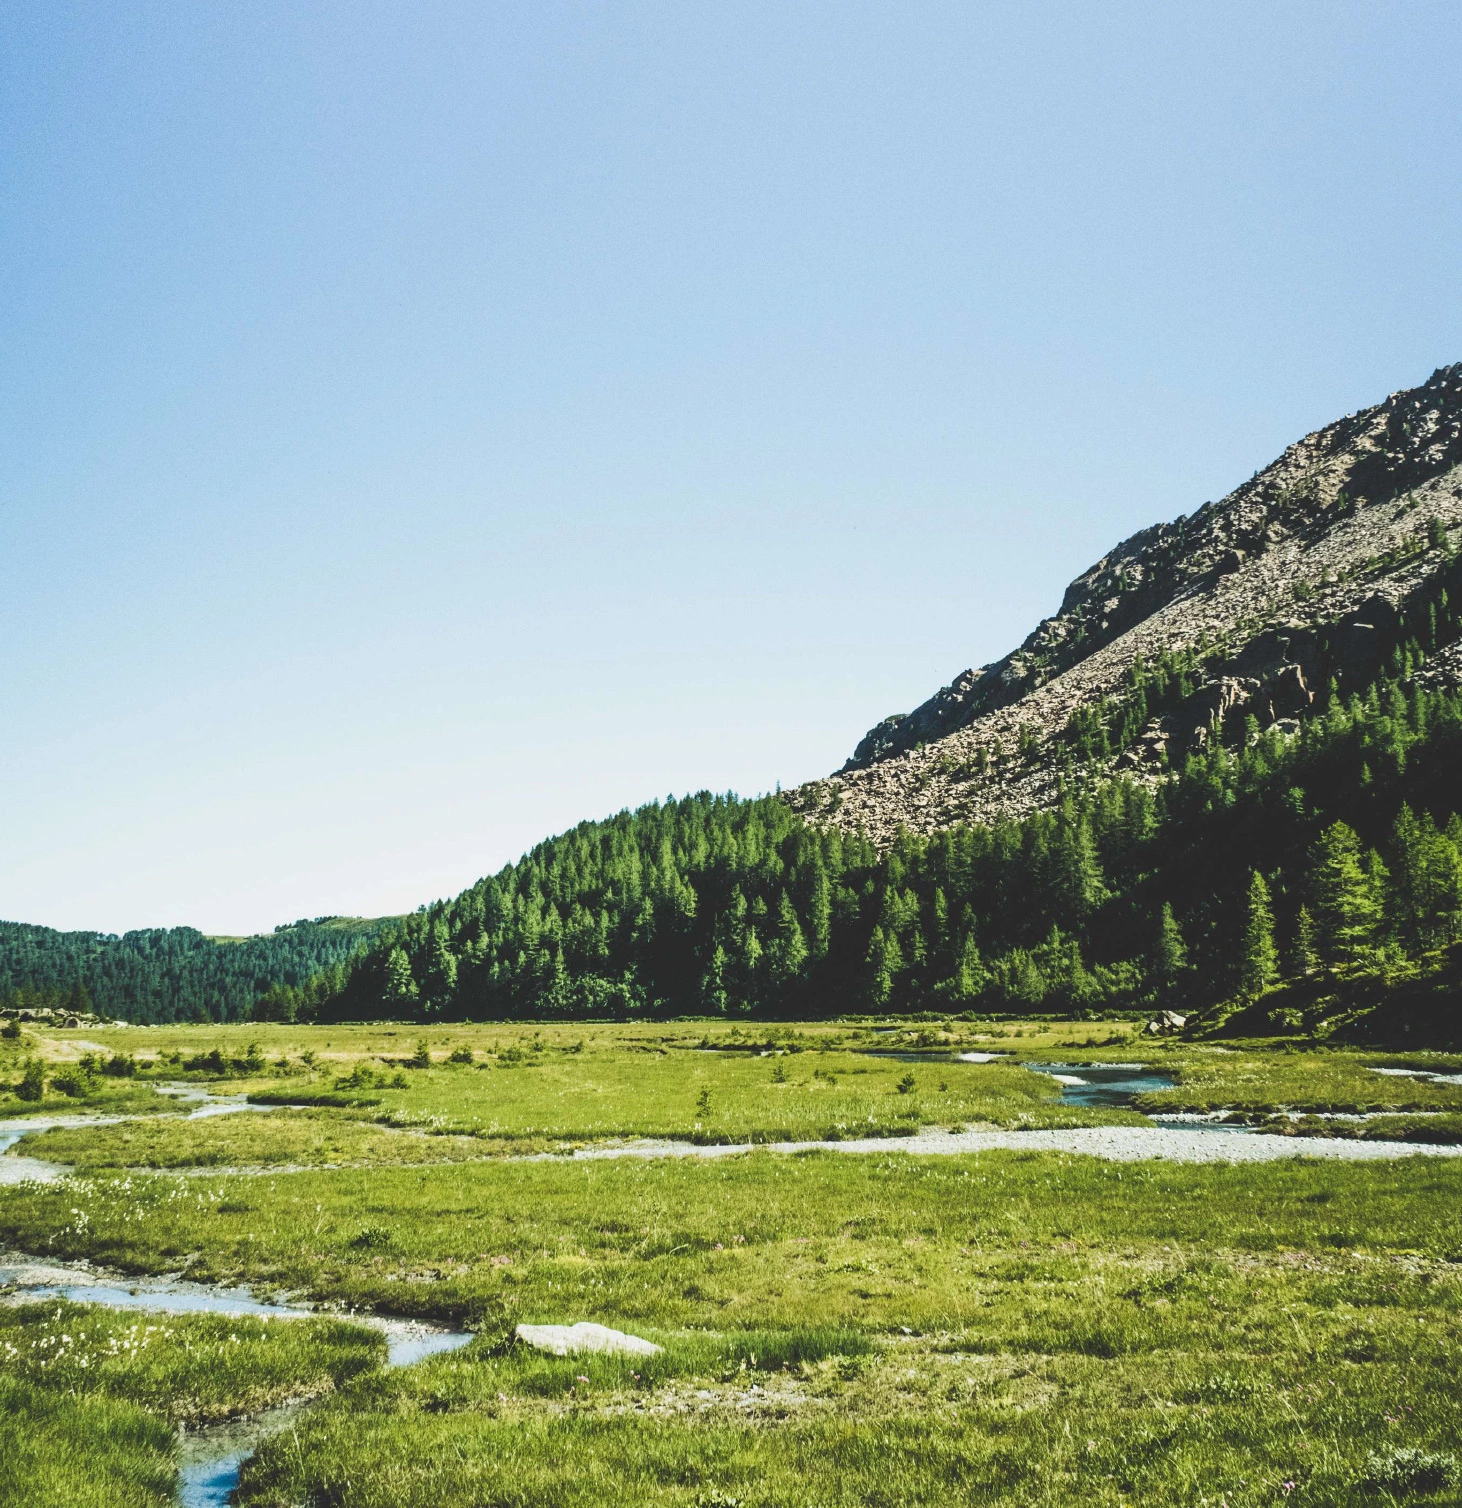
[285,668,1462,1030]
[0,918,388,1024]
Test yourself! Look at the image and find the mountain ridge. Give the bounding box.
[789,364,1462,843]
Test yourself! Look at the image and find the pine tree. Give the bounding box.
[1239,871,1278,999]
[803,856,832,960]
[699,945,730,1016]
[420,922,458,1007]
[949,929,985,1002]
[1049,817,1106,923]
[739,927,764,1003]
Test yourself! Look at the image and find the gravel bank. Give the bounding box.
[559,1125,1462,1165]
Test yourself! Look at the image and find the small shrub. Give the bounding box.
[350,1226,393,1251]
[1362,1447,1460,1494]
[410,1041,432,1069]
[183,1048,229,1077]
[102,1052,137,1077]
[0,1019,21,1040]
[448,1045,474,1065]
[15,1060,44,1101]
[896,1073,916,1095]
[49,1068,90,1099]
[334,1062,408,1093]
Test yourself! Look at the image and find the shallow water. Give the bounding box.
[1020,1061,1257,1134]
[1023,1062,1176,1108]
[176,1406,299,1508]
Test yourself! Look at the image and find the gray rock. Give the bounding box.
[515,1322,662,1357]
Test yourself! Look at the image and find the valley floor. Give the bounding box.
[3,1019,1462,1507]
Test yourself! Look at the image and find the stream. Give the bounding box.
[0,1252,473,1507]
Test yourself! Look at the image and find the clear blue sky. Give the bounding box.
[3,2,1460,935]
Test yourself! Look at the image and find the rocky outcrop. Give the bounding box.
[845,666,990,768]
[794,365,1462,844]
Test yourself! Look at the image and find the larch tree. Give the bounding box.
[1239,871,1278,999]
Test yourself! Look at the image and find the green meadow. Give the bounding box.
[4,1020,1462,1506]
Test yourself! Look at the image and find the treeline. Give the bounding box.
[285,672,1462,1025]
[0,918,387,1024]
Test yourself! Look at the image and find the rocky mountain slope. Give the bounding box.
[788,364,1462,843]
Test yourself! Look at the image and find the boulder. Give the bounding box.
[515,1322,662,1358]
[1144,1010,1188,1036]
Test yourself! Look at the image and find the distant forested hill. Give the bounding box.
[0,917,388,1024]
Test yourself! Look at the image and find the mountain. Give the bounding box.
[788,364,1462,843]
[273,366,1462,1038]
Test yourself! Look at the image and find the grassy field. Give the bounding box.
[1129,1045,1462,1115]
[5,1019,1153,1147]
[5,1019,1462,1506]
[19,1109,497,1170]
